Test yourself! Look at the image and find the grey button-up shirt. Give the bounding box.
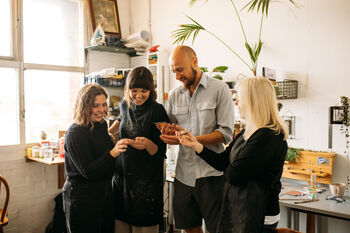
[168,73,234,187]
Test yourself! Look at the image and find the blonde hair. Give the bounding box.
[73,84,109,131]
[237,77,288,140]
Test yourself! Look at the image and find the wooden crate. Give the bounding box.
[282,150,336,184]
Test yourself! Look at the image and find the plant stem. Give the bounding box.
[205,29,253,72]
[230,0,248,44]
[259,13,264,41]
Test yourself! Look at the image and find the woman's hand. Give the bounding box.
[175,130,204,153]
[108,121,120,143]
[109,138,132,158]
[130,137,158,155]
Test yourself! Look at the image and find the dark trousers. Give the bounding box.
[262,222,278,233]
[62,178,114,233]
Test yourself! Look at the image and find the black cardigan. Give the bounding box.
[197,127,287,216]
[113,99,170,226]
[64,120,115,182]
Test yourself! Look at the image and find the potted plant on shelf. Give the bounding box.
[172,0,298,76]
[285,147,302,163]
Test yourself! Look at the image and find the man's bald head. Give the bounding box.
[171,45,197,61]
[170,46,201,89]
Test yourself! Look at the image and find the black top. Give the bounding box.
[64,120,115,182]
[113,99,170,226]
[197,127,287,216]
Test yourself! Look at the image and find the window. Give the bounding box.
[23,0,83,66]
[0,0,12,57]
[0,0,84,146]
[24,70,83,142]
[0,68,19,146]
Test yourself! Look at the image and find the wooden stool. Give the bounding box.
[0,176,10,233]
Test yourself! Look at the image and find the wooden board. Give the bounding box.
[282,150,336,184]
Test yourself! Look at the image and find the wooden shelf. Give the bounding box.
[25,156,65,189]
[85,45,137,57]
[25,156,64,165]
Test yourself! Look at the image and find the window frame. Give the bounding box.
[0,0,84,149]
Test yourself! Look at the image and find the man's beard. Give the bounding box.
[183,67,197,88]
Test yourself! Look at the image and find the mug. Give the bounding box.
[329,183,346,197]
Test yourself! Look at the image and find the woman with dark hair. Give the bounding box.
[62,84,128,233]
[108,66,170,233]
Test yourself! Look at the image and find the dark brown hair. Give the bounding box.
[73,84,109,131]
[124,66,157,107]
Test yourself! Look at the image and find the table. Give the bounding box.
[25,156,65,189]
[279,185,350,233]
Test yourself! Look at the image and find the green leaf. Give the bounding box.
[286,147,302,163]
[200,67,209,72]
[212,74,223,80]
[171,15,206,45]
[212,66,228,73]
[242,0,298,16]
[189,0,208,7]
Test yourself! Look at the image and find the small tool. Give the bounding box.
[294,199,319,204]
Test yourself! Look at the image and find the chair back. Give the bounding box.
[0,175,10,227]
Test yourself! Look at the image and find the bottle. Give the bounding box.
[40,130,47,140]
[309,173,317,200]
[59,137,65,158]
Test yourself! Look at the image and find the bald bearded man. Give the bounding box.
[160,46,234,233]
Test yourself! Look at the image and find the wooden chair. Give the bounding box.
[274,228,302,233]
[0,176,10,233]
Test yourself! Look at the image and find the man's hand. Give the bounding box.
[156,122,182,135]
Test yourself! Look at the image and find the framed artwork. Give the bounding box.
[283,115,296,139]
[330,106,346,124]
[88,0,122,37]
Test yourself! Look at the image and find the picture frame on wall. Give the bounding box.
[88,0,122,37]
[330,106,346,124]
[282,115,296,139]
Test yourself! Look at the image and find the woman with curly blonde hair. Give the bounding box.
[177,77,288,233]
[63,84,128,233]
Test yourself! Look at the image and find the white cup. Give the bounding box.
[329,183,346,197]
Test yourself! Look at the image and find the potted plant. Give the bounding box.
[285,147,302,163]
[172,0,298,76]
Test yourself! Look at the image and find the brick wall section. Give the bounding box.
[0,147,61,233]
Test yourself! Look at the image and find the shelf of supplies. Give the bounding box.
[85,45,138,57]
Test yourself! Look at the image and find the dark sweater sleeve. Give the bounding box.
[224,129,283,185]
[196,140,233,171]
[150,103,170,158]
[65,129,115,180]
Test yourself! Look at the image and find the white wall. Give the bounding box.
[129,0,350,232]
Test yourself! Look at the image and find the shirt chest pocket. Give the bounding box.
[198,103,216,129]
[173,106,189,126]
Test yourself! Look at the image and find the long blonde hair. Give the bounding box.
[73,84,109,131]
[237,77,288,140]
